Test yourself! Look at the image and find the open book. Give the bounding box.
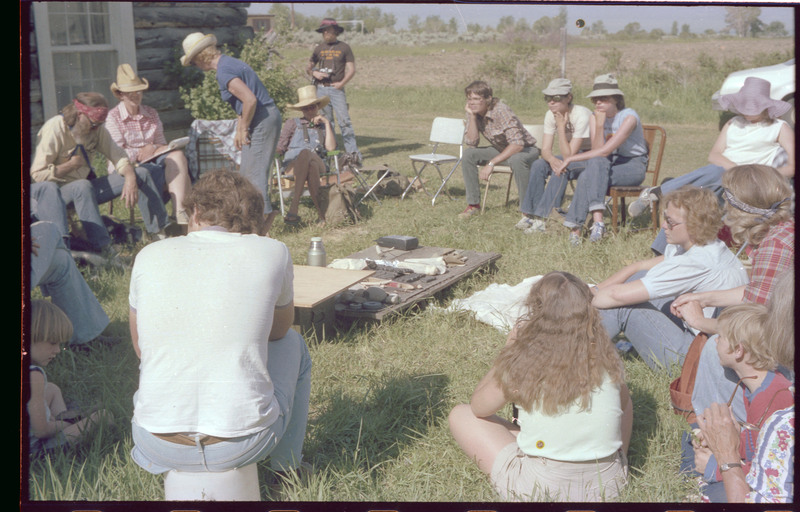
[139,136,190,164]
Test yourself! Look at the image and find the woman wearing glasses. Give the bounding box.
[591,186,748,370]
[516,78,592,234]
[449,272,632,502]
[551,74,648,245]
[692,303,794,503]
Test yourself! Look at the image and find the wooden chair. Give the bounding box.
[480,124,544,213]
[608,124,666,233]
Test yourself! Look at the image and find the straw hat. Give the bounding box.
[316,18,345,34]
[542,78,572,96]
[718,77,792,118]
[287,85,331,110]
[110,64,149,95]
[586,73,624,98]
[180,32,218,66]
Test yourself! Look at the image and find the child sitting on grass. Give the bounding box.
[692,303,794,503]
[449,271,632,501]
[27,300,112,456]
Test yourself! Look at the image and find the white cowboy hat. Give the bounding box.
[287,85,331,110]
[180,32,217,66]
[587,73,624,98]
[110,63,149,95]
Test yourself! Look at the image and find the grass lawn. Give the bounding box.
[25,37,790,504]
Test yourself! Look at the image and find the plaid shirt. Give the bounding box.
[105,102,166,166]
[743,220,794,304]
[466,100,536,151]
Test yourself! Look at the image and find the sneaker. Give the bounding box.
[458,205,480,219]
[514,216,532,230]
[568,231,582,246]
[628,186,659,217]
[523,218,547,234]
[589,222,606,243]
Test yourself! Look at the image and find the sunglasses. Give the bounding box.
[544,95,567,103]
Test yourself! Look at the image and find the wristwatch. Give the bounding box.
[720,462,743,472]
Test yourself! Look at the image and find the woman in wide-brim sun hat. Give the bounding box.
[180,32,283,234]
[629,75,795,255]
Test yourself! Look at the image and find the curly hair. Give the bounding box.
[493,272,625,415]
[31,300,73,346]
[721,164,793,246]
[764,268,794,369]
[660,186,722,246]
[717,303,774,371]
[193,45,221,67]
[183,170,266,235]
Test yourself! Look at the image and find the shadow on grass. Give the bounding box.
[302,372,450,476]
[625,378,661,472]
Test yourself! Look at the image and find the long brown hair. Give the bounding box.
[493,272,625,415]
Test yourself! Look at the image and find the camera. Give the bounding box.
[314,144,327,159]
[312,67,334,85]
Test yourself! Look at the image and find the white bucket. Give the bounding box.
[164,464,260,501]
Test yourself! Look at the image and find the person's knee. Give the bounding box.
[69,179,96,200]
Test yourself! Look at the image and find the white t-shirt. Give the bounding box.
[543,104,592,153]
[640,239,749,331]
[130,229,294,437]
[516,373,623,461]
[722,117,789,168]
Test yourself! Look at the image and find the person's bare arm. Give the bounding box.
[227,77,258,150]
[470,366,508,418]
[334,61,355,89]
[269,301,294,341]
[775,122,795,178]
[696,403,750,502]
[707,122,738,170]
[620,383,633,455]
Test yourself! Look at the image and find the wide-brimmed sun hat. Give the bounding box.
[287,85,331,110]
[587,73,624,98]
[180,32,217,66]
[542,78,572,96]
[316,18,345,34]
[718,77,792,118]
[110,63,149,95]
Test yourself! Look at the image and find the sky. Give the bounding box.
[247,2,795,35]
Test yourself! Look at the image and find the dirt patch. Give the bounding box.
[355,38,793,89]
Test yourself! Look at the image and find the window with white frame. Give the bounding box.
[33,2,136,118]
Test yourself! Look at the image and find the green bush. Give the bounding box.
[179,37,302,121]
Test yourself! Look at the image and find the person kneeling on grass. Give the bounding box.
[591,186,748,370]
[27,300,113,456]
[449,271,632,502]
[691,304,794,503]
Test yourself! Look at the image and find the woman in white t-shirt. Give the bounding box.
[516,78,592,234]
[449,271,632,502]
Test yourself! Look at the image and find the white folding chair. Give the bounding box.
[270,157,286,217]
[403,117,466,206]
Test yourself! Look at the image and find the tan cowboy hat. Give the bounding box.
[287,85,331,110]
[587,73,624,98]
[180,32,217,66]
[110,63,149,95]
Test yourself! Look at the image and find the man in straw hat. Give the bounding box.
[106,63,192,230]
[306,18,362,165]
[627,76,795,256]
[31,91,170,256]
[276,86,336,226]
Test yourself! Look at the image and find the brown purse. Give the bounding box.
[669,333,709,424]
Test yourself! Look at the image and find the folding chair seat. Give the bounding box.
[403,117,466,206]
[480,124,543,213]
[271,150,344,217]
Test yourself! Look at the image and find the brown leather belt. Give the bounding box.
[153,432,230,446]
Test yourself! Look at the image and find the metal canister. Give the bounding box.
[307,237,326,267]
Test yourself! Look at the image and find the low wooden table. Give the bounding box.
[293,265,374,339]
[335,245,501,322]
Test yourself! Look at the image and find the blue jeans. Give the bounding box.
[316,85,359,156]
[30,221,109,345]
[564,154,647,229]
[131,328,312,474]
[30,181,70,243]
[521,157,586,219]
[461,146,541,206]
[651,164,726,254]
[241,104,282,215]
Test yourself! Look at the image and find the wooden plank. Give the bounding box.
[335,246,501,322]
[294,266,374,308]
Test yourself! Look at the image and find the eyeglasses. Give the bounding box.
[544,95,566,103]
[727,376,793,432]
[662,214,684,230]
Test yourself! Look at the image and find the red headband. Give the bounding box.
[73,99,109,124]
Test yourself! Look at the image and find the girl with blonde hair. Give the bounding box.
[449,272,632,502]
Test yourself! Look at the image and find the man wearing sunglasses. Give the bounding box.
[692,303,794,503]
[31,92,169,258]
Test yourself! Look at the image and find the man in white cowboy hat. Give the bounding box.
[276,86,336,226]
[30,91,170,256]
[106,63,192,230]
[306,18,362,164]
[626,76,795,255]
